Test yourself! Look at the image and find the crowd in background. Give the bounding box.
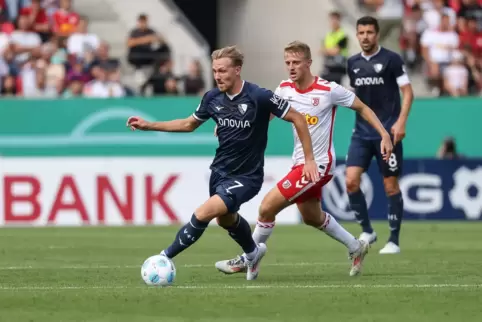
[359,0,482,96]
[0,0,205,98]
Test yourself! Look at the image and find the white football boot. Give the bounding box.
[379,242,401,254]
[246,243,267,281]
[359,231,378,245]
[215,255,247,274]
[349,240,370,276]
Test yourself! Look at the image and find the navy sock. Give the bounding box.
[163,214,209,259]
[348,190,373,234]
[388,193,404,245]
[225,214,257,256]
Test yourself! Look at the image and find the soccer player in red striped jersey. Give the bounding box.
[215,41,393,277]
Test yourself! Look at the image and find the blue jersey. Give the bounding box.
[347,47,408,140]
[193,81,291,186]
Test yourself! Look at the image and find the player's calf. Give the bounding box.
[161,195,228,259]
[346,166,374,235]
[383,176,404,250]
[217,213,259,261]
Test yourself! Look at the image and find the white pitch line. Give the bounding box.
[0,262,348,270]
[0,284,480,291]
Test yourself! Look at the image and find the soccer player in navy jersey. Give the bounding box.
[346,16,414,254]
[127,45,319,280]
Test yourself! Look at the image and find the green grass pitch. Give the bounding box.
[1,222,481,322]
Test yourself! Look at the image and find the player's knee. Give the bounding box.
[383,177,400,196]
[346,176,361,194]
[258,201,277,222]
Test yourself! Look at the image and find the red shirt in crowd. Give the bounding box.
[19,6,49,31]
[53,9,80,35]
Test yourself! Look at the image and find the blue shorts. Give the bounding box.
[209,171,262,214]
[346,136,403,177]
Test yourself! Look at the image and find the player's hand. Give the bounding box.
[380,134,393,162]
[214,125,218,137]
[126,116,149,131]
[302,159,320,183]
[391,120,406,145]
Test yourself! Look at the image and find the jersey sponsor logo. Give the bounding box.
[354,77,385,86]
[312,97,320,106]
[302,113,319,125]
[217,118,251,128]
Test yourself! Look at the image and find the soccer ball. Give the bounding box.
[141,255,176,286]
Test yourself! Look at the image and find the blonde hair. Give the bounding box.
[284,41,312,60]
[211,45,244,67]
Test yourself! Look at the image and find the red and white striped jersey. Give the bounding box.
[275,77,355,176]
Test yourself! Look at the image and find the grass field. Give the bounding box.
[1,222,481,322]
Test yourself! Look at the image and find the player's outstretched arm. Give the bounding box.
[127,115,202,133]
[283,108,320,182]
[350,96,393,161]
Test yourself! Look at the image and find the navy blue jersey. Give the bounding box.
[193,81,291,185]
[347,47,409,140]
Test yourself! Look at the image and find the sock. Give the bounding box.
[348,190,373,234]
[319,213,360,253]
[163,214,209,259]
[252,220,275,244]
[388,193,404,245]
[225,214,258,260]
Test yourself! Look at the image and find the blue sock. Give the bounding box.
[388,193,403,245]
[224,214,257,259]
[163,214,208,259]
[348,190,373,234]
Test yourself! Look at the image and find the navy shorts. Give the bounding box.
[209,171,262,214]
[346,136,403,177]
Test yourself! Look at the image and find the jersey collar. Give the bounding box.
[226,80,245,100]
[361,46,381,61]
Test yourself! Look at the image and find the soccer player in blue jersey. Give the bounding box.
[346,16,414,254]
[127,45,319,280]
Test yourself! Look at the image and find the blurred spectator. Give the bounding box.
[62,75,83,97]
[19,0,50,41]
[1,74,17,96]
[5,0,30,22]
[23,65,58,98]
[43,0,60,19]
[458,0,482,31]
[127,14,170,72]
[140,58,177,96]
[423,0,457,30]
[83,65,125,98]
[182,59,204,95]
[437,137,463,159]
[66,56,89,83]
[443,50,469,95]
[52,0,79,37]
[91,41,119,72]
[320,11,348,84]
[401,4,427,66]
[421,14,459,93]
[10,14,42,65]
[466,52,482,93]
[67,16,100,58]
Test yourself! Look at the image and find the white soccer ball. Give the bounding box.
[141,255,176,286]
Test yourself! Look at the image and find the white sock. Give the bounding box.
[252,221,275,244]
[244,246,258,261]
[320,213,360,253]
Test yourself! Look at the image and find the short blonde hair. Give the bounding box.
[211,45,244,67]
[284,41,312,60]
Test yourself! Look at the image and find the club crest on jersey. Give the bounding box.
[373,63,383,73]
[238,104,248,115]
[312,97,319,106]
